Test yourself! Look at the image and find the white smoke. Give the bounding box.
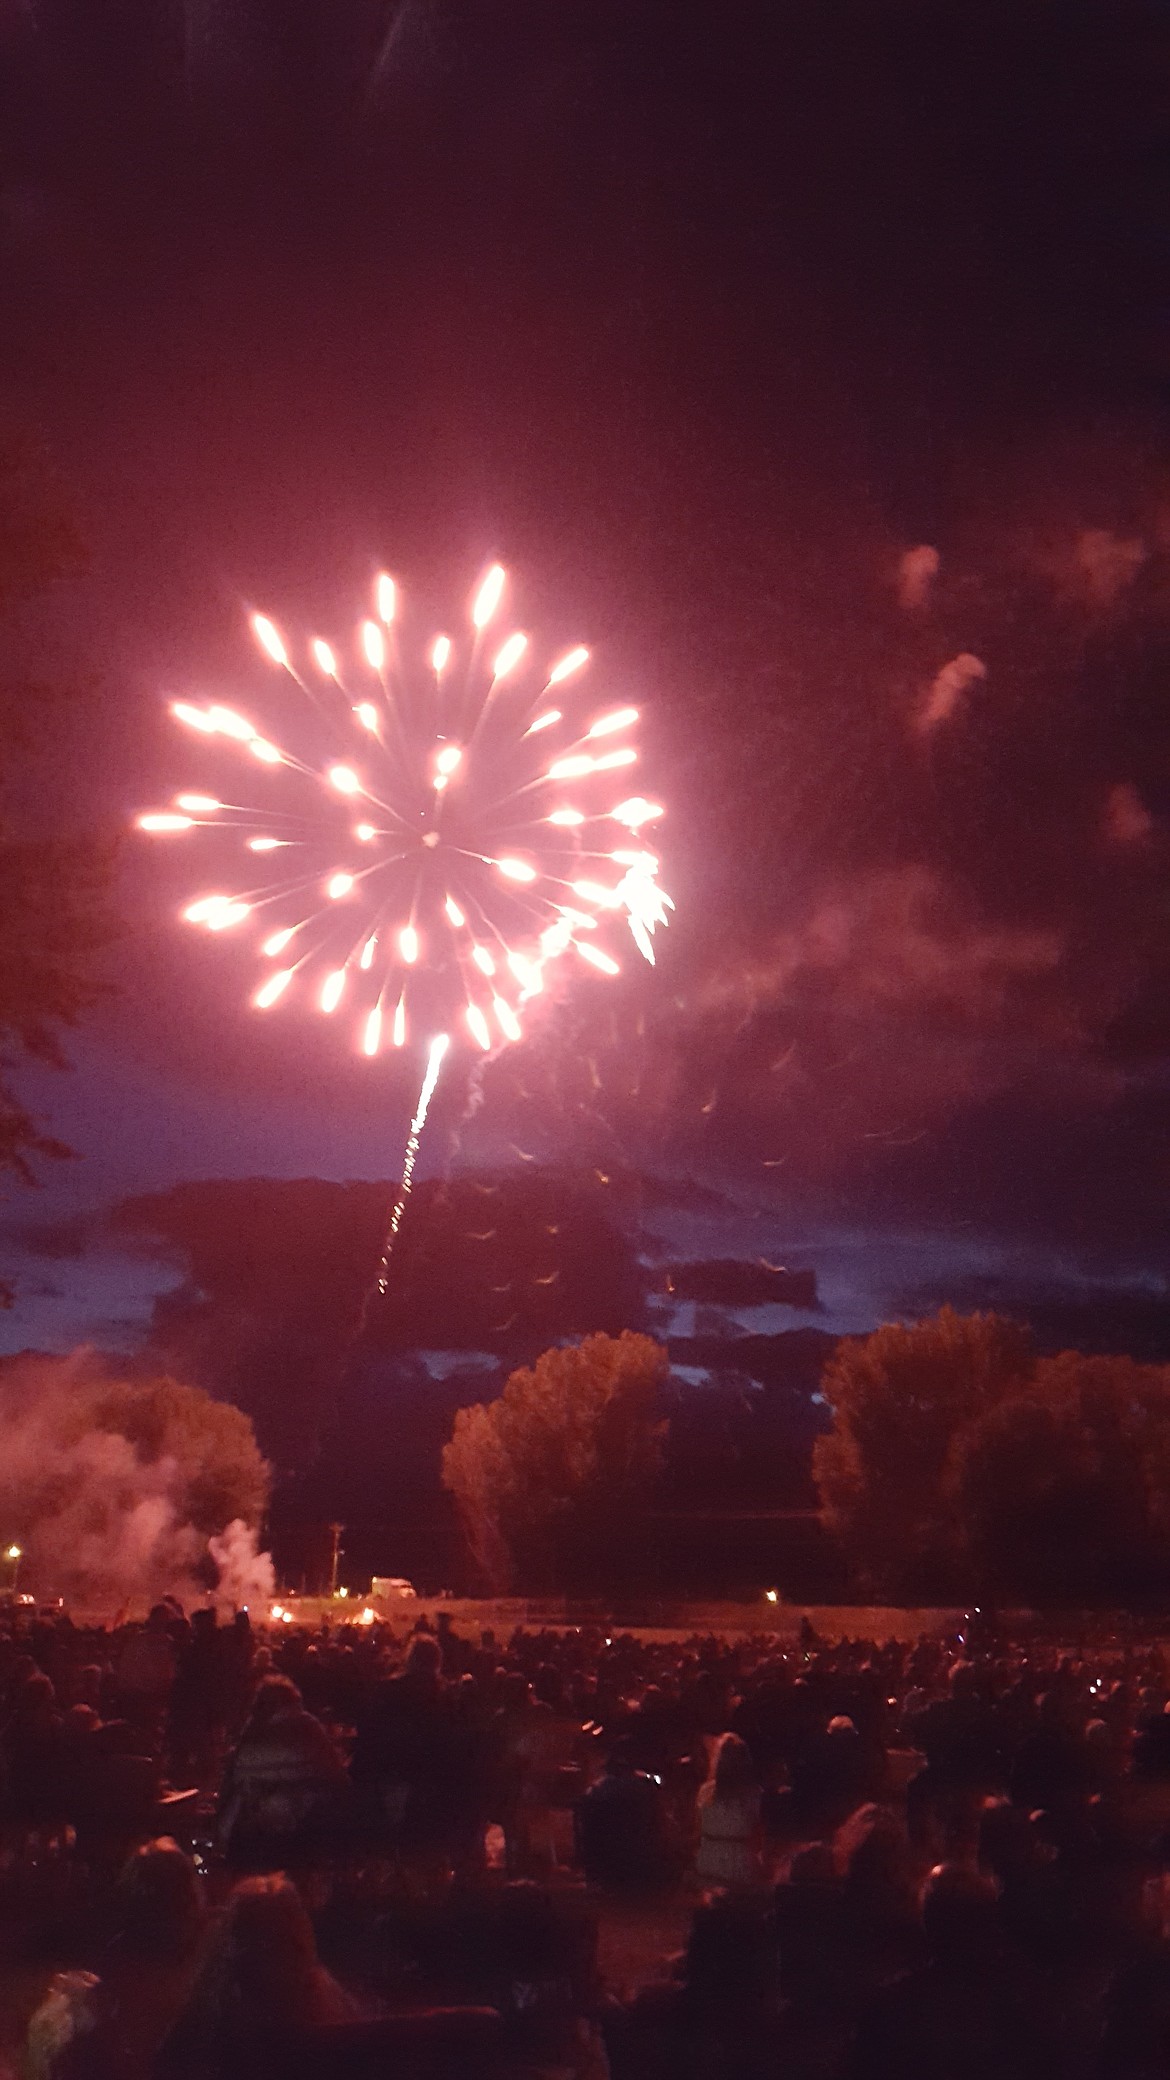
[0,1349,271,1616]
[897,544,940,610]
[208,1518,275,1612]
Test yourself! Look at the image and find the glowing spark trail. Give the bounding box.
[372,1032,450,1296]
[137,562,672,1296]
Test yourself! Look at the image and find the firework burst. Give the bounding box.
[138,565,671,1065]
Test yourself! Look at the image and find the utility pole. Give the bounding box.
[327,1523,345,1598]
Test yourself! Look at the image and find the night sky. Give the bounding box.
[1,1,1167,1360]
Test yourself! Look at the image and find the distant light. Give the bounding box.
[765,1588,779,1605]
[358,1606,376,1626]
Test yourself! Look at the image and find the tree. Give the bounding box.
[813,1307,1034,1596]
[0,431,115,1234]
[0,1350,270,1608]
[441,1331,669,1592]
[951,1352,1170,1600]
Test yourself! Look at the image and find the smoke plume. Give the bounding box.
[0,1349,271,1615]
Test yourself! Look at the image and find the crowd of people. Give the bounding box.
[4,1601,1170,2074]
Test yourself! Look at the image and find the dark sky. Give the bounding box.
[1,0,1168,1355]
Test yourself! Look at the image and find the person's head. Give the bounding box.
[118,1837,205,1958]
[246,1675,302,1728]
[208,1875,323,2025]
[405,1634,442,1686]
[685,1893,776,2007]
[711,1732,758,1797]
[921,1863,1002,1969]
[146,1604,172,1635]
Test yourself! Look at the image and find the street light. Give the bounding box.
[5,1544,22,1595]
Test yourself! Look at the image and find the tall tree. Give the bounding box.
[442,1330,669,1592]
[0,431,114,1233]
[813,1307,1034,1596]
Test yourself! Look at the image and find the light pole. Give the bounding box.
[328,1524,345,1599]
[5,1544,22,1596]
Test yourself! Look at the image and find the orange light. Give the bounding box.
[471,564,506,628]
[251,614,287,667]
[255,969,294,1008]
[492,995,522,1042]
[466,1004,492,1050]
[588,707,638,738]
[548,645,590,685]
[492,631,528,679]
[577,942,620,976]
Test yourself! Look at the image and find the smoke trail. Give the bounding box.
[362,1033,450,1322]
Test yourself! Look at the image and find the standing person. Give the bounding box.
[695,1733,765,1889]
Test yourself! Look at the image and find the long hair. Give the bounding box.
[711,1732,758,1797]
